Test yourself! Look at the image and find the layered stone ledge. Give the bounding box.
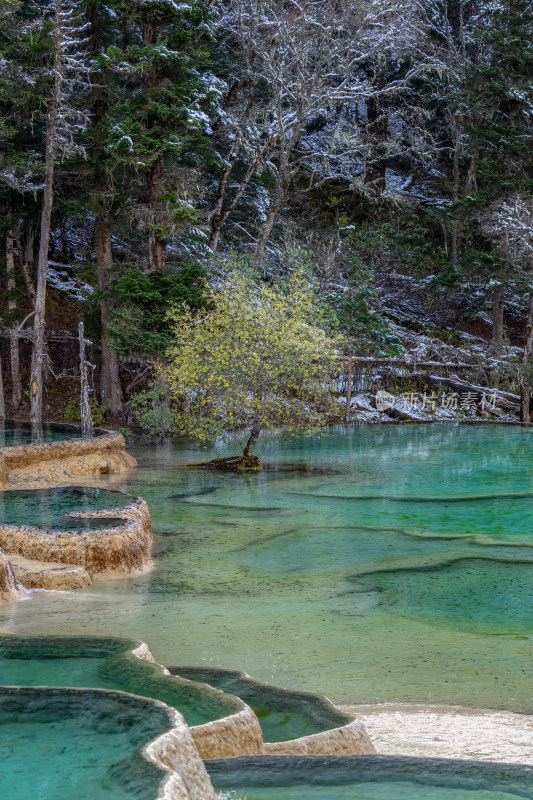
[142,652,375,759]
[0,684,217,800]
[262,719,374,756]
[133,643,265,761]
[0,426,136,490]
[147,708,217,800]
[0,496,152,596]
[189,705,265,759]
[190,695,374,759]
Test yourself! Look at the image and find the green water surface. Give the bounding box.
[216,787,528,800]
[207,755,533,800]
[0,487,130,531]
[0,422,104,446]
[2,424,533,711]
[0,687,169,799]
[0,636,241,727]
[172,665,351,742]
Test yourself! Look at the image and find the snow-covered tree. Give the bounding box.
[483,196,533,267]
[81,0,221,414]
[483,195,533,418]
[208,0,446,256]
[30,0,90,431]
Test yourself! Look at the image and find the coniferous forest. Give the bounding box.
[1,0,533,434]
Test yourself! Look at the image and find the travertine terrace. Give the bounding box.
[138,646,375,761]
[0,495,152,593]
[0,550,25,602]
[0,425,151,594]
[0,427,136,490]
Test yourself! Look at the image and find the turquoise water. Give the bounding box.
[2,425,533,710]
[207,755,533,800]
[0,422,103,445]
[0,634,336,742]
[0,687,169,799]
[216,787,528,800]
[173,666,352,742]
[0,487,129,531]
[0,636,242,727]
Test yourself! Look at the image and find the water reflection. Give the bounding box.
[2,425,533,711]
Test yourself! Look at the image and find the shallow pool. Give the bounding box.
[0,421,104,446]
[207,755,533,800]
[172,665,352,742]
[0,487,129,531]
[2,425,533,711]
[0,635,242,727]
[0,686,169,800]
[217,787,527,800]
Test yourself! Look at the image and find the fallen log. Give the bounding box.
[423,374,519,412]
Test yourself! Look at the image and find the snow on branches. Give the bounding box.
[43,0,91,160]
[209,0,448,252]
[483,195,533,267]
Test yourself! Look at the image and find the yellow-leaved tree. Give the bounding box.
[162,270,338,464]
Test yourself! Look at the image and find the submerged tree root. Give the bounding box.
[178,455,262,471]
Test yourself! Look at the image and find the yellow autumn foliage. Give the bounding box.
[161,270,339,449]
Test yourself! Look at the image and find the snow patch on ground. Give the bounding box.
[47,264,93,301]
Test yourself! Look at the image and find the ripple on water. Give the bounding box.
[0,687,170,800]
[2,425,533,711]
[207,755,533,800]
[0,487,130,531]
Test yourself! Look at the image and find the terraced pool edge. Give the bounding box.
[0,422,136,490]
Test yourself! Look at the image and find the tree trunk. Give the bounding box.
[209,157,259,252]
[209,138,242,252]
[6,224,21,410]
[521,380,531,423]
[94,216,123,414]
[450,225,459,267]
[463,150,478,199]
[255,187,286,260]
[491,283,505,356]
[78,322,94,438]
[520,291,533,422]
[208,214,224,254]
[345,360,353,424]
[459,0,466,60]
[208,89,257,252]
[15,223,36,303]
[30,109,57,435]
[451,123,460,265]
[139,13,165,274]
[30,1,62,434]
[146,158,166,274]
[243,420,261,457]
[0,351,5,421]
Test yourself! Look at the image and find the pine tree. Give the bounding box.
[76,0,220,412]
[94,0,220,273]
[461,0,533,197]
